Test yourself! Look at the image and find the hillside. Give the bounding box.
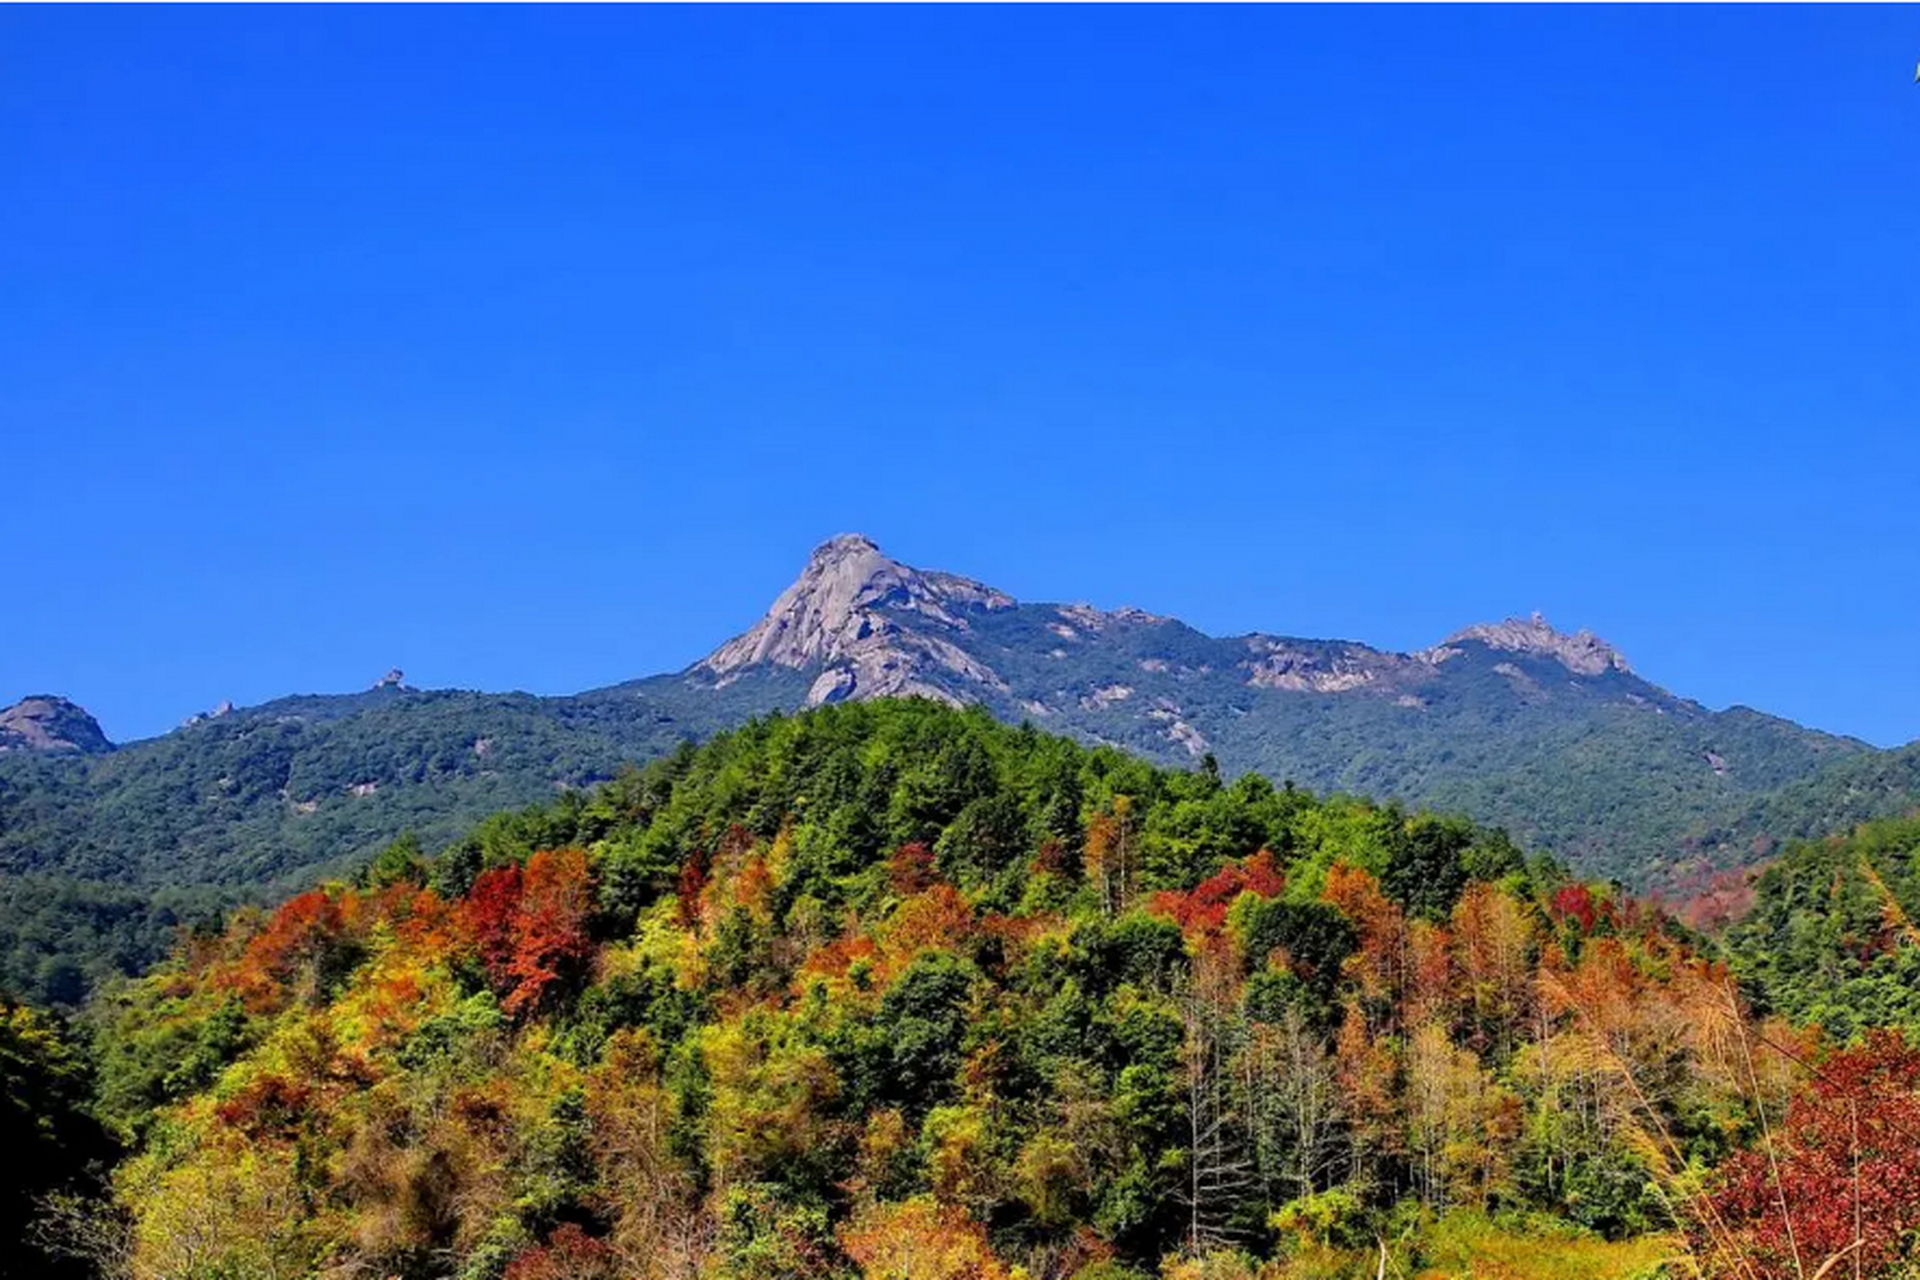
[1682,741,1920,872]
[1729,812,1920,1042]
[0,673,815,1006]
[0,535,1904,1005]
[61,701,1917,1280]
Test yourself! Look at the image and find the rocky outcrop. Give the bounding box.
[697,534,1015,706]
[1433,612,1632,676]
[1241,637,1429,694]
[181,699,236,729]
[1053,603,1170,635]
[0,695,112,754]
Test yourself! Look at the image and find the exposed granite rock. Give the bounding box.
[1241,637,1429,694]
[1146,701,1210,757]
[0,695,112,755]
[1056,603,1170,632]
[696,539,1641,722]
[1080,683,1135,711]
[698,534,1014,706]
[1436,612,1632,676]
[181,699,236,729]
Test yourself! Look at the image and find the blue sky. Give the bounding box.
[2,6,1916,746]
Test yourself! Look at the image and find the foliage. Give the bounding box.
[0,1001,115,1279]
[58,700,1875,1280]
[1698,1031,1920,1278]
[1729,813,1920,1041]
[0,673,807,1004]
[0,873,233,1009]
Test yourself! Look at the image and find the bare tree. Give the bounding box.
[1243,1008,1345,1210]
[1178,964,1256,1254]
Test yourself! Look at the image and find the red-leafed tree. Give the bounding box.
[1549,884,1603,934]
[676,846,712,932]
[455,849,596,1016]
[1702,1031,1920,1278]
[461,863,525,983]
[213,1073,314,1140]
[502,848,595,1016]
[504,1224,617,1280]
[888,842,938,896]
[1151,849,1284,937]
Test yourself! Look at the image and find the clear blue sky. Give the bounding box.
[3,6,1916,746]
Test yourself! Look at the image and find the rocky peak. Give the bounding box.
[697,534,1014,704]
[1436,612,1632,677]
[180,699,237,730]
[0,695,113,755]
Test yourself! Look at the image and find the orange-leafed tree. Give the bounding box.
[838,1196,1010,1280]
[227,889,361,1009]
[1084,796,1138,918]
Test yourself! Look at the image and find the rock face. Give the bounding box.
[697,534,1015,705]
[1436,612,1632,676]
[1241,637,1429,693]
[0,695,112,755]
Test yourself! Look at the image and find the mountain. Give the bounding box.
[0,534,1909,1004]
[681,535,1868,885]
[71,701,1871,1280]
[0,696,111,756]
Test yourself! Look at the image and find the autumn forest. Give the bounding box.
[8,700,1920,1280]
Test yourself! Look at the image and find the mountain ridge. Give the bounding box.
[690,533,1654,716]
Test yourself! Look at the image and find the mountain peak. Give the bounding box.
[1440,611,1632,676]
[697,535,1014,704]
[807,532,883,566]
[0,694,113,755]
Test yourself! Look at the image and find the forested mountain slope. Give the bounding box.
[1,535,1904,1005]
[68,702,1920,1280]
[0,674,806,1004]
[1684,741,1920,872]
[677,536,1867,888]
[1730,812,1920,1041]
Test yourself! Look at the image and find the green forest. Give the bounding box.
[7,701,1920,1280]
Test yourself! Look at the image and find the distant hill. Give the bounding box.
[0,533,1910,1003]
[1678,740,1920,872]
